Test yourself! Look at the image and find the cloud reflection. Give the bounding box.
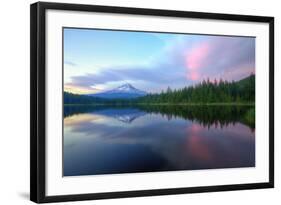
[64,107,255,176]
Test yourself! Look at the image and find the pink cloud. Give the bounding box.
[190,72,199,81]
[185,43,211,81]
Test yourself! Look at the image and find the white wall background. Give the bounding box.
[0,0,279,204]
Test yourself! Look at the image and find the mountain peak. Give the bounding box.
[116,83,136,91]
[89,83,147,99]
[120,83,134,87]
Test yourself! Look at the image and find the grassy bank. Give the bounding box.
[244,107,255,124]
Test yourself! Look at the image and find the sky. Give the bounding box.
[64,28,255,94]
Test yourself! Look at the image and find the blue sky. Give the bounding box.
[64,28,255,94]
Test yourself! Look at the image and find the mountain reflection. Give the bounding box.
[64,105,255,129]
[93,108,146,124]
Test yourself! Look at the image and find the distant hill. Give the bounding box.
[236,74,255,90]
[64,92,101,104]
[235,74,255,101]
[88,83,147,99]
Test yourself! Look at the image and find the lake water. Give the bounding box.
[63,105,255,176]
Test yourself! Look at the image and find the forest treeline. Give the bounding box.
[64,74,255,105]
[137,74,255,104]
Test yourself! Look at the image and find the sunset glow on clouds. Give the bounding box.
[64,28,255,94]
[185,43,211,81]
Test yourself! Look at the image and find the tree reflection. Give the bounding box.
[64,105,255,130]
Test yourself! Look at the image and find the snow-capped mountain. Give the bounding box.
[89,83,147,99]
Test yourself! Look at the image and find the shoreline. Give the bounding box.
[64,102,255,106]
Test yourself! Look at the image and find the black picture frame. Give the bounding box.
[30,1,274,203]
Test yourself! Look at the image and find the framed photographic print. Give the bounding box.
[30,2,274,203]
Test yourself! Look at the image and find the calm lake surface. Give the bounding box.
[63,105,255,176]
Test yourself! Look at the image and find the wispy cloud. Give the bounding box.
[64,60,77,67]
[64,82,100,94]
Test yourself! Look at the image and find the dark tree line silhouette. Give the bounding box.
[64,74,255,105]
[137,74,255,104]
